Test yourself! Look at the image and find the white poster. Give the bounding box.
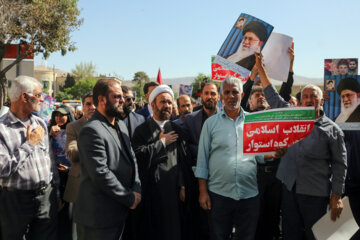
[262,32,293,82]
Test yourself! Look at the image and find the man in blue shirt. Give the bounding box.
[194,77,282,240]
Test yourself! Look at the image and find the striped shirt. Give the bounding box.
[0,111,59,190]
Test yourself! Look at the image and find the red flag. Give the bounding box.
[156,68,163,84]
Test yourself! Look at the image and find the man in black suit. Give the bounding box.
[183,82,219,160]
[121,86,145,138]
[136,82,159,120]
[182,82,220,240]
[75,79,141,240]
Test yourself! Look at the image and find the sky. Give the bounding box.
[35,0,360,80]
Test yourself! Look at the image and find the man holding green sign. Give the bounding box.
[255,53,347,240]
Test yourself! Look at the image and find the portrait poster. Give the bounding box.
[39,94,55,125]
[243,107,315,155]
[179,84,193,97]
[216,13,274,80]
[262,32,293,82]
[323,58,360,130]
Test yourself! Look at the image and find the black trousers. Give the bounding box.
[348,191,360,240]
[208,191,259,240]
[0,184,57,240]
[255,164,282,240]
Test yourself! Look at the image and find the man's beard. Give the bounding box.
[227,41,259,63]
[154,104,171,121]
[123,103,133,115]
[255,98,269,111]
[336,97,360,122]
[202,98,217,110]
[105,97,123,118]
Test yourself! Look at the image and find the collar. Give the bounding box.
[7,110,33,125]
[220,108,245,121]
[153,118,169,130]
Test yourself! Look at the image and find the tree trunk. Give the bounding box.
[0,73,7,108]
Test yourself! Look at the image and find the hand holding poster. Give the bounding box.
[243,107,315,155]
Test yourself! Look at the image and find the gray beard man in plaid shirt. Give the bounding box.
[0,75,60,240]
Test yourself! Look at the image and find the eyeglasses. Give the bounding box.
[113,94,123,100]
[241,36,260,44]
[125,97,134,102]
[26,92,43,98]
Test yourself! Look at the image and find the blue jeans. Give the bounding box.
[281,185,328,240]
[208,191,259,240]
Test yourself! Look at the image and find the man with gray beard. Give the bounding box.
[335,77,360,123]
[227,21,268,70]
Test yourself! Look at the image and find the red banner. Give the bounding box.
[211,62,248,82]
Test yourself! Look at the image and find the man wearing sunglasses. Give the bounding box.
[121,86,145,138]
[0,75,60,239]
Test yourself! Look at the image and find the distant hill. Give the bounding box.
[122,75,324,95]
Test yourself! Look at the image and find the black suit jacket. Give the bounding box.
[74,110,141,228]
[182,109,204,161]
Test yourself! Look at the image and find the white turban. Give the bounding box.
[149,85,174,104]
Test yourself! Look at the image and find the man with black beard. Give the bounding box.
[75,79,141,240]
[121,86,145,138]
[131,85,195,240]
[181,82,220,240]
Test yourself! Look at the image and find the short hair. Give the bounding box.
[82,91,93,104]
[144,82,159,95]
[8,75,41,101]
[121,85,132,94]
[221,77,243,94]
[301,84,323,100]
[200,81,219,93]
[327,80,334,84]
[249,86,263,98]
[93,79,120,107]
[176,94,190,106]
[338,60,348,68]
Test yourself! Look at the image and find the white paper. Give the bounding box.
[312,197,359,240]
[262,32,293,82]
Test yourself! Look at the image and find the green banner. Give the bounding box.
[245,107,315,123]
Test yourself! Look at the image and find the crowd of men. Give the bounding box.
[0,51,359,240]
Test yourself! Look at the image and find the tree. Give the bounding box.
[71,61,96,82]
[191,73,212,97]
[55,91,73,102]
[0,0,83,107]
[66,77,97,99]
[62,73,76,90]
[132,71,150,101]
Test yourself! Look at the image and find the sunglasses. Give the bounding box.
[125,97,134,102]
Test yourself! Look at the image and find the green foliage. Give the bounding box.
[71,62,97,82]
[0,0,83,107]
[132,71,150,101]
[65,78,97,99]
[55,91,73,102]
[191,73,212,96]
[63,73,76,89]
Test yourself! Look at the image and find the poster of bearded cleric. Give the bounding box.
[324,58,360,130]
[214,14,273,79]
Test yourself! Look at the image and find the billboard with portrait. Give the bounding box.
[323,58,360,130]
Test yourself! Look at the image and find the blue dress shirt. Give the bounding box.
[194,109,264,200]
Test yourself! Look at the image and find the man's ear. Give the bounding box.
[22,92,28,102]
[150,101,155,110]
[98,95,105,105]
